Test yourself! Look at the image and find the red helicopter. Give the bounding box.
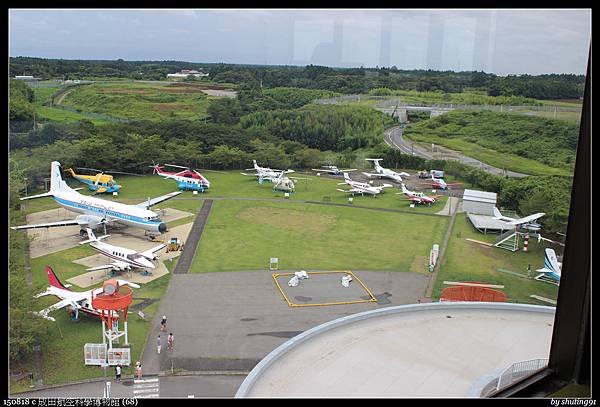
[150,163,211,191]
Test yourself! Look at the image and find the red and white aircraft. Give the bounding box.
[430,174,462,190]
[336,172,393,196]
[397,183,441,206]
[151,163,211,190]
[34,266,140,322]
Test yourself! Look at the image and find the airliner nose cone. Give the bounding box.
[158,222,167,233]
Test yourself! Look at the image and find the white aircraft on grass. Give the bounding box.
[397,183,441,206]
[429,174,462,190]
[240,160,294,181]
[80,228,165,272]
[336,172,393,197]
[311,165,357,176]
[11,161,182,235]
[492,207,546,232]
[363,158,410,183]
[34,266,140,321]
[536,248,562,283]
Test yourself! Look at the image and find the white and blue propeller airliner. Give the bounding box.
[11,161,182,234]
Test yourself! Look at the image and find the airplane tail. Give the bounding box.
[45,266,69,290]
[253,160,259,169]
[536,248,562,277]
[401,183,408,194]
[50,161,73,193]
[492,206,503,219]
[343,172,352,182]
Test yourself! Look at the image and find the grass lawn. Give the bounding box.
[60,81,220,121]
[405,136,572,177]
[10,247,177,392]
[191,199,449,273]
[433,215,560,304]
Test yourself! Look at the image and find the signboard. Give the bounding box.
[108,348,131,366]
[84,343,107,366]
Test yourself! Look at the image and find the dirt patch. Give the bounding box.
[98,89,153,95]
[152,103,194,112]
[236,207,337,235]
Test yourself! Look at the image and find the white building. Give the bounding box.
[462,189,498,216]
[167,69,209,79]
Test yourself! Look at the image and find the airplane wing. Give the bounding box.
[11,219,81,230]
[34,299,82,322]
[337,188,361,194]
[135,191,182,209]
[115,280,141,289]
[362,172,385,178]
[140,244,166,259]
[241,172,260,177]
[86,260,130,272]
[508,213,546,226]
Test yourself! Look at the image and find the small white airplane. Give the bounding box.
[535,248,562,283]
[336,172,393,197]
[80,228,165,272]
[397,183,441,206]
[430,174,462,190]
[492,207,546,231]
[11,161,182,235]
[311,165,357,176]
[240,160,294,181]
[34,266,140,322]
[363,159,410,183]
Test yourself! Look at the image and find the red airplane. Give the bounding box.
[430,174,462,190]
[397,183,442,206]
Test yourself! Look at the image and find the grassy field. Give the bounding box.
[406,136,572,177]
[18,170,449,215]
[10,167,559,389]
[9,246,177,392]
[60,81,221,121]
[433,215,560,304]
[30,83,112,125]
[191,200,449,273]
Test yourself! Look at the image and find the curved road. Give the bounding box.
[384,126,529,178]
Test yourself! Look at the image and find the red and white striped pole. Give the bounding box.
[523,233,530,252]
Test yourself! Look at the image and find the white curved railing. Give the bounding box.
[491,358,549,394]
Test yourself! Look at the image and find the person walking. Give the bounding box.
[160,315,167,332]
[167,333,174,351]
[157,334,162,354]
[135,362,142,380]
[115,364,122,382]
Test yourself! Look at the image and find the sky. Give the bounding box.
[9,9,591,75]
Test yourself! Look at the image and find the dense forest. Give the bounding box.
[10,57,585,100]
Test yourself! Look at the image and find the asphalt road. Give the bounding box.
[384,126,529,178]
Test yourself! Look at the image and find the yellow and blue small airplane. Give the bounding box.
[65,167,138,194]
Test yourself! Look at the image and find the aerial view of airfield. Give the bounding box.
[8,8,590,399]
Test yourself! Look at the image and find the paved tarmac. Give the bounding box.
[140,270,430,376]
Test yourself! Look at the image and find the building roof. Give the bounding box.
[463,189,498,205]
[467,214,513,232]
[237,303,554,398]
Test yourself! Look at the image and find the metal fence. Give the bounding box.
[483,358,549,396]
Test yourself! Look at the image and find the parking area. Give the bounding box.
[26,207,193,259]
[141,269,431,374]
